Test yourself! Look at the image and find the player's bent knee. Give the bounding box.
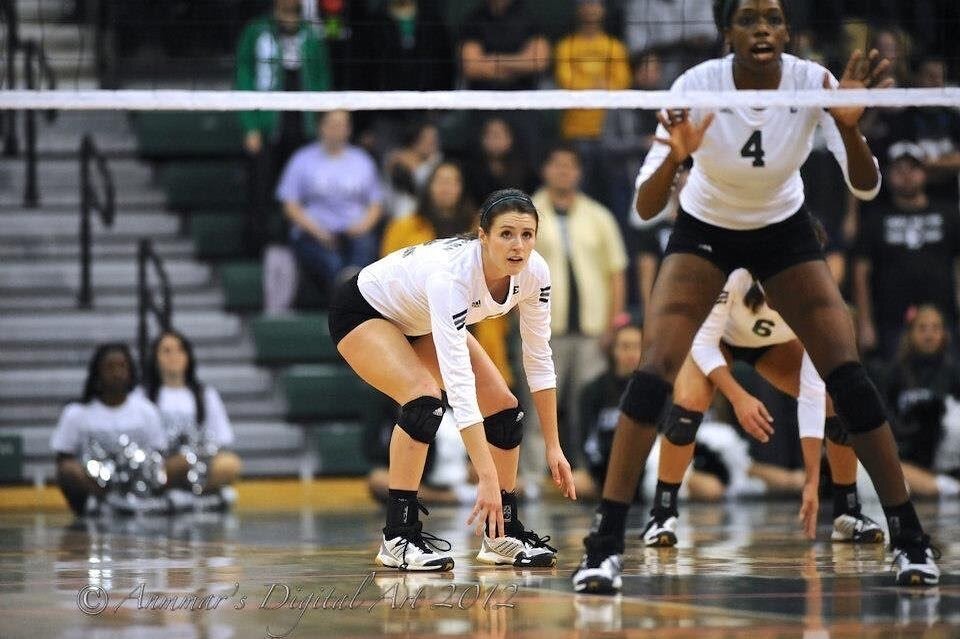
[824,415,851,446]
[825,362,886,434]
[661,405,703,446]
[398,396,445,444]
[484,405,524,450]
[620,369,672,425]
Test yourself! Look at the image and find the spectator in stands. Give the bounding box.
[601,50,663,225]
[143,330,242,499]
[235,0,333,315]
[458,0,550,164]
[623,0,716,84]
[50,344,166,516]
[903,56,960,203]
[277,110,384,297]
[382,121,443,220]
[464,117,535,210]
[380,161,513,388]
[579,321,642,499]
[527,144,628,467]
[885,305,960,498]
[853,141,960,361]
[554,0,632,203]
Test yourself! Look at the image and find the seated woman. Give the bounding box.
[884,305,960,498]
[143,329,242,506]
[50,343,167,516]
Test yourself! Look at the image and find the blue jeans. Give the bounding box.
[290,231,378,291]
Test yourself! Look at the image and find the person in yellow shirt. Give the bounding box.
[380,161,514,387]
[554,0,631,202]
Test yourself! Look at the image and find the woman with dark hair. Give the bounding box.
[383,121,443,219]
[143,330,241,499]
[464,117,535,207]
[50,343,166,515]
[574,0,939,593]
[328,188,575,571]
[885,305,960,498]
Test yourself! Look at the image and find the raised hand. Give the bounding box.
[826,49,893,129]
[655,109,715,164]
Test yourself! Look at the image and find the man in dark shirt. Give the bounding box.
[854,141,960,360]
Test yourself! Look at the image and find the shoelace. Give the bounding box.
[519,528,557,553]
[394,504,452,566]
[890,534,942,568]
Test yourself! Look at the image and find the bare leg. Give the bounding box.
[901,463,942,498]
[825,440,858,485]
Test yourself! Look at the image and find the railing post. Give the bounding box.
[138,238,149,367]
[22,39,37,208]
[2,0,18,157]
[77,136,92,308]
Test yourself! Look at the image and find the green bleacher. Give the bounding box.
[282,364,380,422]
[191,213,245,260]
[251,313,338,364]
[131,111,244,159]
[160,160,248,212]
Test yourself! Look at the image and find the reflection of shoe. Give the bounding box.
[571,534,623,595]
[641,514,678,547]
[574,594,622,630]
[832,512,884,543]
[891,534,941,586]
[896,588,941,626]
[477,525,557,567]
[375,522,454,572]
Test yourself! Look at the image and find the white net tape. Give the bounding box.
[1,88,959,111]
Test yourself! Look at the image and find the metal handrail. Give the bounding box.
[22,38,57,207]
[1,0,18,156]
[137,239,173,368]
[77,134,116,309]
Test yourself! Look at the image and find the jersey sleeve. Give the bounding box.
[797,350,826,439]
[690,285,733,377]
[819,72,881,202]
[519,256,557,393]
[50,403,84,456]
[425,273,484,429]
[203,386,235,448]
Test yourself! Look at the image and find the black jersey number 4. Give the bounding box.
[741,131,765,167]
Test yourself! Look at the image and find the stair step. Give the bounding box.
[0,236,194,260]
[0,310,242,344]
[0,210,180,238]
[0,287,223,313]
[0,260,211,292]
[0,339,254,369]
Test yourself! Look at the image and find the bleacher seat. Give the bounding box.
[131,111,244,159]
[220,261,262,312]
[191,213,245,259]
[160,160,247,211]
[251,314,338,364]
[282,364,380,422]
[313,422,371,475]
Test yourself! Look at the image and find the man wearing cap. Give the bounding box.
[853,141,960,359]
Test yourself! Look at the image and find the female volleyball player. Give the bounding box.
[641,268,883,547]
[329,188,576,571]
[574,0,939,592]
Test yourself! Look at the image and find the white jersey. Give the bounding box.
[155,386,234,449]
[690,268,826,439]
[358,238,556,429]
[50,395,167,457]
[637,54,880,230]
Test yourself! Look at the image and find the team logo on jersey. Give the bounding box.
[715,291,729,305]
[539,286,551,304]
[719,108,733,114]
[697,243,713,253]
[789,107,799,113]
[472,300,481,308]
[452,309,467,330]
[513,285,520,295]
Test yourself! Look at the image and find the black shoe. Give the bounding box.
[572,533,624,594]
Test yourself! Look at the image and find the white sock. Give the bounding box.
[935,474,960,498]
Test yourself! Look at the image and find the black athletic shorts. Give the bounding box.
[663,207,824,282]
[327,273,387,345]
[722,341,773,368]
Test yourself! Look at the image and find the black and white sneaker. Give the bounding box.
[571,534,624,595]
[832,512,884,543]
[477,526,557,567]
[641,513,678,547]
[891,534,941,586]
[376,521,454,572]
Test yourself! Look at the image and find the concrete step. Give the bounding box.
[34,112,137,155]
[1,395,287,428]
[0,235,194,260]
[0,259,211,292]
[0,364,276,401]
[0,210,180,238]
[0,310,241,344]
[0,287,223,314]
[0,156,157,193]
[0,339,253,370]
[0,186,166,208]
[16,22,91,50]
[16,0,71,22]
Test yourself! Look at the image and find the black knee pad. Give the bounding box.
[620,370,672,424]
[825,362,887,434]
[824,415,851,447]
[398,396,445,444]
[660,404,703,446]
[484,405,524,450]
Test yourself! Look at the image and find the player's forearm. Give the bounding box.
[531,387,562,451]
[707,366,750,402]
[459,423,500,481]
[636,158,681,219]
[800,437,822,489]
[837,124,879,192]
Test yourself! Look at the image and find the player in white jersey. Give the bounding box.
[641,268,883,548]
[328,189,576,572]
[574,0,939,593]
